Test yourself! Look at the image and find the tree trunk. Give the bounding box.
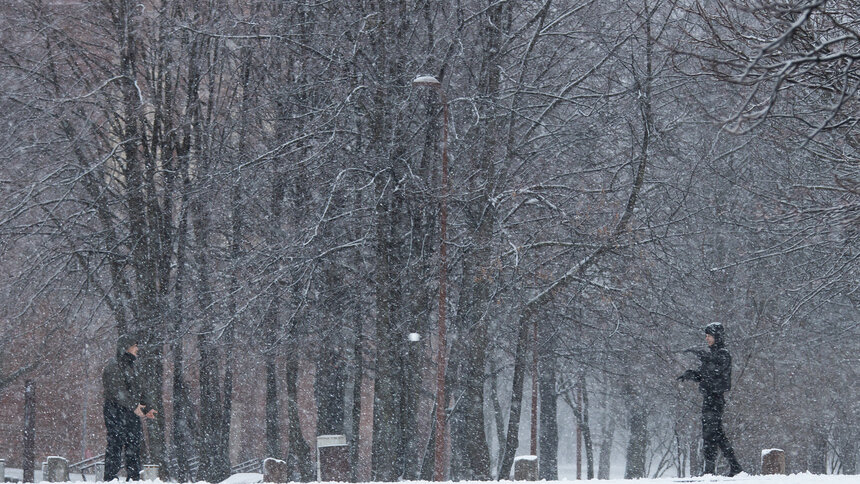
[263,165,286,459]
[839,431,857,474]
[420,404,437,481]
[116,0,167,472]
[171,363,194,481]
[538,349,558,479]
[350,316,364,482]
[624,404,648,479]
[562,380,594,480]
[140,344,166,472]
[497,313,531,479]
[450,259,492,481]
[197,331,227,481]
[316,338,346,436]
[597,410,614,480]
[218,49,253,478]
[265,350,282,459]
[192,188,230,482]
[449,0,509,477]
[399,325,424,480]
[689,438,700,478]
[581,377,595,479]
[370,179,402,481]
[286,358,314,481]
[170,168,194,481]
[809,430,828,474]
[489,358,507,476]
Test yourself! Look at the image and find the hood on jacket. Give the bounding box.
[116,333,139,358]
[705,322,725,347]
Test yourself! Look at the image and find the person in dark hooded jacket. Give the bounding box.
[102,334,157,481]
[678,322,743,476]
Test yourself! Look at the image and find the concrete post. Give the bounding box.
[94,462,105,482]
[513,455,538,480]
[762,449,786,475]
[45,456,69,482]
[0,458,5,482]
[263,458,288,483]
[142,464,159,480]
[316,435,349,481]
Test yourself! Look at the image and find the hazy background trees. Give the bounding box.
[0,0,857,481]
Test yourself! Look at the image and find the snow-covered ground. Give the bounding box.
[217,475,860,484]
[6,468,860,484]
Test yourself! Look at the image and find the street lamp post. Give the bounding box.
[412,75,449,482]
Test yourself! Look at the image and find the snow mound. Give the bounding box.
[219,472,262,484]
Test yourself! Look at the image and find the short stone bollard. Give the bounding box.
[94,462,105,482]
[142,464,159,480]
[513,455,538,480]
[762,448,786,475]
[45,456,69,482]
[263,457,289,483]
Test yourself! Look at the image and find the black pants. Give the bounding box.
[701,393,741,474]
[104,401,142,481]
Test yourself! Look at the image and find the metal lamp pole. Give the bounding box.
[412,75,449,482]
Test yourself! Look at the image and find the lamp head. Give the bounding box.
[412,75,440,87]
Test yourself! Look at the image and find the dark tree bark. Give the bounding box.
[488,359,507,475]
[399,321,424,480]
[597,410,615,480]
[498,314,531,479]
[316,334,347,436]
[170,149,194,481]
[538,357,558,480]
[370,171,403,480]
[809,430,828,474]
[192,181,230,482]
[115,0,169,470]
[350,316,364,483]
[624,404,648,479]
[449,245,492,481]
[689,438,700,478]
[363,3,415,478]
[562,379,594,480]
[449,0,510,478]
[580,377,595,480]
[420,401,438,481]
[263,168,288,460]
[839,432,857,474]
[286,357,315,482]
[264,351,281,459]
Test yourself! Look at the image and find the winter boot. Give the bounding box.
[724,446,743,476]
[703,460,716,475]
[727,461,743,477]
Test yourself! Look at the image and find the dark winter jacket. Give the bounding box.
[102,348,147,412]
[683,343,732,395]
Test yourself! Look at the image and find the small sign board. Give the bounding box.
[316,434,349,481]
[317,434,347,448]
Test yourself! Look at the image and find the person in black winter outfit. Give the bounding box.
[102,334,157,481]
[678,322,743,477]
